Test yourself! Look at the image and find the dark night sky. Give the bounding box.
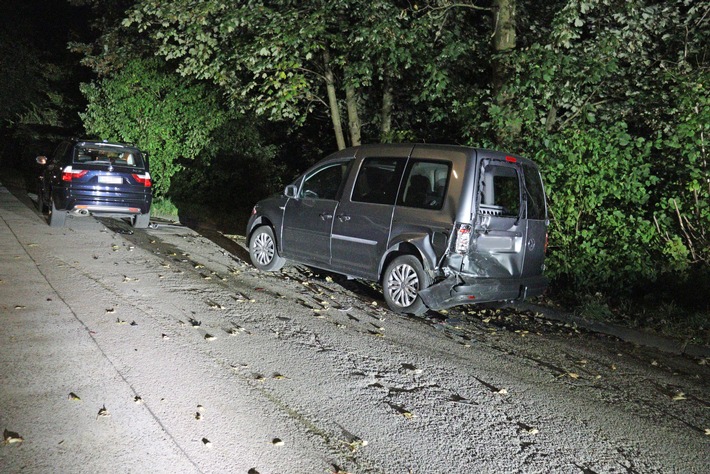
[0,0,90,59]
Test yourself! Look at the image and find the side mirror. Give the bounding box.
[284,184,298,199]
[36,156,48,166]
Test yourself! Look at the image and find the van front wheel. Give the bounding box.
[249,226,286,271]
[383,255,430,316]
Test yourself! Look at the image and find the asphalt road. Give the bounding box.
[1,181,708,473]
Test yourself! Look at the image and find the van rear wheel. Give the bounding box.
[383,255,430,316]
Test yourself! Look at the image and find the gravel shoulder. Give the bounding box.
[1,182,708,473]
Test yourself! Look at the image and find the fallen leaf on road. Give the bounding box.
[567,373,580,380]
[204,333,216,341]
[105,308,115,314]
[206,300,224,309]
[497,388,508,395]
[14,305,25,310]
[134,396,143,404]
[96,405,110,419]
[202,437,212,448]
[116,318,127,325]
[272,438,284,446]
[3,430,23,444]
[68,392,81,401]
[704,428,710,436]
[195,412,202,420]
[189,318,201,328]
[672,392,686,401]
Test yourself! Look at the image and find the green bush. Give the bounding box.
[80,58,227,198]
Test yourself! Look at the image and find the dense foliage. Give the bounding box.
[5,0,706,308]
[80,58,228,197]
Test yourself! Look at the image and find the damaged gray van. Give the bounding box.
[247,144,548,315]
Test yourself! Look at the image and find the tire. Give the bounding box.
[382,255,431,316]
[249,226,286,271]
[132,212,150,229]
[48,197,65,227]
[36,184,48,213]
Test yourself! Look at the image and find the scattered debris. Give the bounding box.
[68,392,81,402]
[3,429,23,444]
[96,405,110,420]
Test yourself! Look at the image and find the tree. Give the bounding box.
[122,0,490,148]
[80,58,228,197]
[486,0,710,293]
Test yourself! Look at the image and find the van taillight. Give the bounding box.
[132,172,152,187]
[455,223,472,254]
[62,167,88,181]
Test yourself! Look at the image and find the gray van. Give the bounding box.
[247,144,548,315]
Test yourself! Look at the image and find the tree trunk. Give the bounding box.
[380,76,393,142]
[323,49,346,150]
[345,83,361,147]
[492,0,519,145]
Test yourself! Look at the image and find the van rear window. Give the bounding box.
[522,164,546,220]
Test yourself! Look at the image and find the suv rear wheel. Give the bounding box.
[249,226,286,271]
[48,197,65,227]
[383,255,430,316]
[132,212,150,229]
[36,184,48,213]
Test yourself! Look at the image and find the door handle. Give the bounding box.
[336,214,351,222]
[319,213,333,220]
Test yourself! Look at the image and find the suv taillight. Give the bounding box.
[454,223,471,254]
[62,167,88,181]
[132,172,152,187]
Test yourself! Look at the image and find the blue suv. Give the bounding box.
[36,139,153,228]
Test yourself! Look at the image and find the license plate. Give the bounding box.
[98,176,123,184]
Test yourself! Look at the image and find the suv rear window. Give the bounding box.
[73,145,144,168]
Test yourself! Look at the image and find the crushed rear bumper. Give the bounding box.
[419,273,548,311]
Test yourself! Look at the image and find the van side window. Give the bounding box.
[479,164,521,218]
[352,157,405,205]
[522,164,546,220]
[397,160,450,210]
[300,162,349,200]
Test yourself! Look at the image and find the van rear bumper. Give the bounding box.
[419,274,548,311]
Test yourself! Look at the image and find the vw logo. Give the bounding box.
[527,238,536,251]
